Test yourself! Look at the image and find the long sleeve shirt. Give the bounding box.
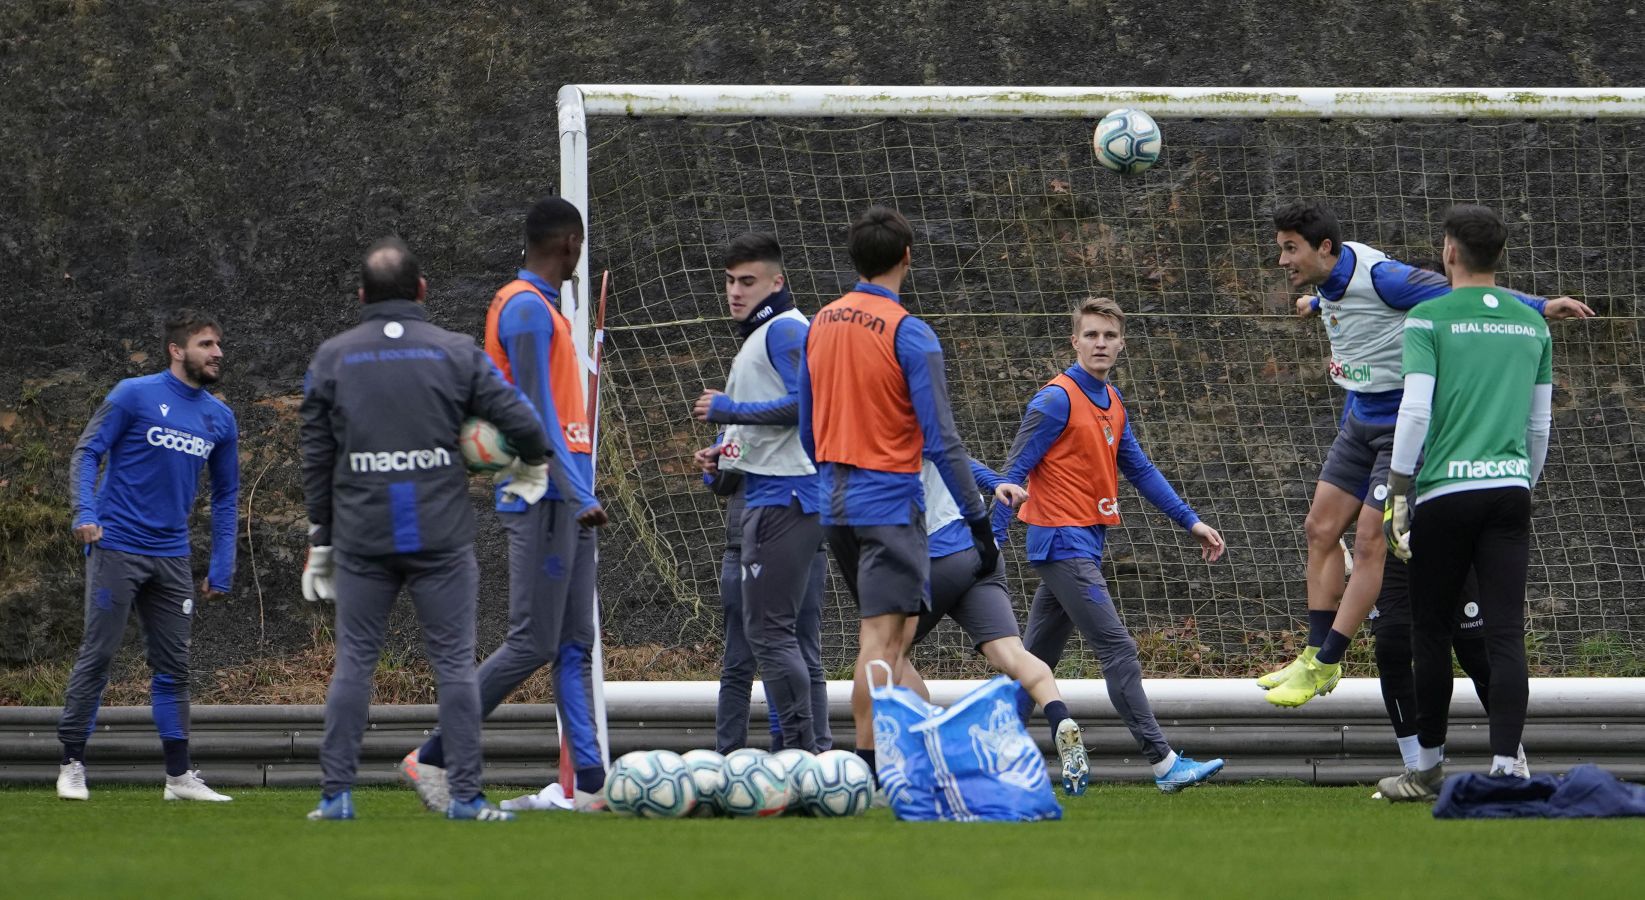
[1311,247,1548,424]
[705,314,819,513]
[491,270,598,512]
[70,370,239,590]
[1001,365,1200,564]
[798,282,983,527]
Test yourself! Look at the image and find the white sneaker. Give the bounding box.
[163,770,233,802]
[398,749,450,813]
[57,761,89,801]
[1513,745,1532,779]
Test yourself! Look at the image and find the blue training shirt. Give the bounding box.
[798,282,983,527]
[491,269,599,513]
[70,370,239,590]
[1001,365,1199,564]
[1313,248,1549,425]
[705,313,820,513]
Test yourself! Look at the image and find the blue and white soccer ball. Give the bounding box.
[680,749,729,817]
[604,750,697,818]
[771,749,819,813]
[720,748,790,818]
[1093,108,1162,175]
[795,749,874,818]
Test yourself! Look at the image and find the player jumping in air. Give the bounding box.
[692,232,832,754]
[59,310,239,803]
[892,457,1093,796]
[1260,201,1589,708]
[994,297,1226,793]
[799,205,998,780]
[1378,205,1554,800]
[401,198,611,813]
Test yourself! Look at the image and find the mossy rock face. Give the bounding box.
[0,2,1636,695]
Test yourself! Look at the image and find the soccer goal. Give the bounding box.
[555,85,1645,685]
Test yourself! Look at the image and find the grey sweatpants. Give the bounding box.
[736,499,823,752]
[479,500,602,778]
[58,547,193,747]
[716,545,832,753]
[321,547,481,800]
[1024,557,1172,764]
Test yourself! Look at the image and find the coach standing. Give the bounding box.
[57,310,239,803]
[299,238,550,821]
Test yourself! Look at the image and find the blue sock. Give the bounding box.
[1316,629,1351,666]
[575,765,606,795]
[1307,610,1336,648]
[162,739,190,777]
[418,735,444,769]
[1043,700,1070,742]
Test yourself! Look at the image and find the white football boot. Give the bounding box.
[57,761,89,801]
[163,770,233,802]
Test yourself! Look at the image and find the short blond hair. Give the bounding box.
[1072,296,1126,334]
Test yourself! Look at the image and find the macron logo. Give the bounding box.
[1446,458,1530,479]
[349,448,453,473]
[159,403,170,417]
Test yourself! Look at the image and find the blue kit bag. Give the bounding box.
[869,663,1062,822]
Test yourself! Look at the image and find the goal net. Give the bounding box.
[560,86,1644,680]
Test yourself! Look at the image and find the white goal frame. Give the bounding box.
[551,86,1645,758]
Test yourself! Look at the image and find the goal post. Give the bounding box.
[555,85,1645,699]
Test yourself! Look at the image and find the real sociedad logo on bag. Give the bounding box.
[873,715,913,805]
[966,699,1045,791]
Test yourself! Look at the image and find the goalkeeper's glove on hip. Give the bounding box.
[967,514,1001,578]
[1382,471,1413,562]
[498,458,551,505]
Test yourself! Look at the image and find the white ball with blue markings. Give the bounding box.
[604,749,697,818]
[771,749,819,813]
[1093,108,1162,175]
[796,749,874,818]
[680,749,729,817]
[720,748,790,817]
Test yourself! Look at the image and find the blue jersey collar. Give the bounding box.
[1063,364,1112,407]
[852,282,901,303]
[1316,244,1357,302]
[160,368,205,399]
[518,269,562,302]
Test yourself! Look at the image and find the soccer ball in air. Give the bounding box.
[603,750,698,818]
[794,750,874,818]
[720,748,790,817]
[458,417,515,472]
[680,749,729,817]
[771,749,819,813]
[1093,108,1162,175]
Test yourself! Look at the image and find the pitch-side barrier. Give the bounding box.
[2,678,1640,787]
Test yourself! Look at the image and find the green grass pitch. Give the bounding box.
[7,783,1644,898]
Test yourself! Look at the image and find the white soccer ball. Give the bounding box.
[796,750,874,818]
[604,750,697,818]
[1093,108,1162,175]
[720,748,790,817]
[771,749,819,813]
[680,749,729,817]
[459,417,515,472]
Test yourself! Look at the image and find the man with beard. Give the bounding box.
[58,310,239,803]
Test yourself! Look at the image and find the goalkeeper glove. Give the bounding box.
[1382,471,1413,562]
[966,514,1001,578]
[498,458,551,505]
[302,546,335,602]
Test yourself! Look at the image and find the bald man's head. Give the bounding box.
[360,237,422,304]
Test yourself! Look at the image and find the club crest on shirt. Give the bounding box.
[1101,420,1115,446]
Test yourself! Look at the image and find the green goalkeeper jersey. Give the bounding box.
[1402,286,1553,503]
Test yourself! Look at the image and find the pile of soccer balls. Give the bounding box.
[602,747,874,819]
